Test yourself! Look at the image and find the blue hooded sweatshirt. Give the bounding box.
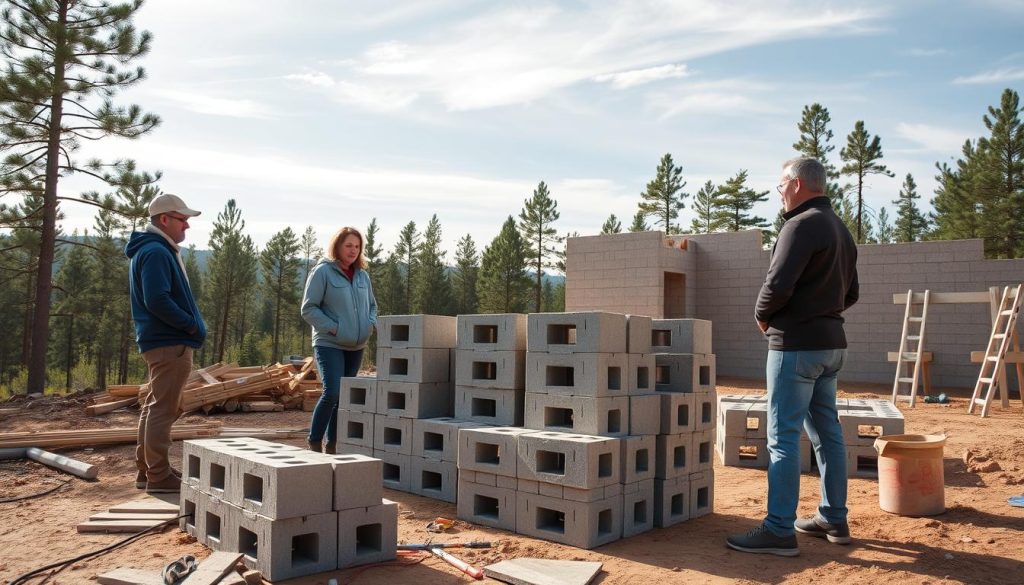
[125,231,206,353]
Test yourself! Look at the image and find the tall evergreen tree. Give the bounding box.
[690,180,725,234]
[712,170,769,236]
[297,226,321,352]
[600,214,622,234]
[793,103,844,206]
[205,200,258,363]
[975,88,1024,258]
[477,217,530,313]
[840,121,894,243]
[363,219,382,268]
[0,0,160,393]
[874,207,895,244]
[930,143,983,242]
[519,181,560,313]
[260,227,301,362]
[393,221,420,314]
[637,153,687,234]
[893,173,928,242]
[451,234,479,315]
[183,246,205,365]
[628,210,648,232]
[413,214,453,315]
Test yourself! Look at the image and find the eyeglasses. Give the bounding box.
[164,213,189,224]
[776,178,795,194]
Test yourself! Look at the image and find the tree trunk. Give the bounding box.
[21,271,33,367]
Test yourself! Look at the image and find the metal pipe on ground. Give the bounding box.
[0,447,98,480]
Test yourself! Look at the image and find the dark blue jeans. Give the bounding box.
[308,345,363,445]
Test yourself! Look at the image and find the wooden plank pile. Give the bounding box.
[0,422,223,449]
[86,358,322,416]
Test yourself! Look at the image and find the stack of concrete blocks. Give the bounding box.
[454,313,527,427]
[341,314,458,502]
[650,318,716,528]
[715,395,904,479]
[178,437,396,581]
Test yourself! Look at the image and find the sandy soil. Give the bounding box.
[1,377,1023,585]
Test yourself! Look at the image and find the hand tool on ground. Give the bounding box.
[397,541,492,551]
[426,516,455,532]
[428,547,484,580]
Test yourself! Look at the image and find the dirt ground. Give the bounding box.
[1,377,1023,585]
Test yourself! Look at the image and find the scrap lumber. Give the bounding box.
[180,551,244,585]
[109,496,179,514]
[0,422,221,449]
[241,401,284,412]
[86,396,139,416]
[180,368,292,413]
[107,384,144,398]
[77,519,167,533]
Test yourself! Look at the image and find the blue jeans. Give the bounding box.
[308,346,364,444]
[764,349,848,536]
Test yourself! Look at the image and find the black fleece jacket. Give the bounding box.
[755,196,859,350]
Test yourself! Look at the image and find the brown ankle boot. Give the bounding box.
[307,440,322,453]
[323,441,336,455]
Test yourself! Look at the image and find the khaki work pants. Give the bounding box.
[136,344,192,482]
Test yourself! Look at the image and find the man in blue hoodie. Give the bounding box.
[125,194,207,493]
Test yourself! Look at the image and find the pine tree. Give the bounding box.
[975,88,1024,258]
[690,180,725,234]
[297,226,321,351]
[205,200,258,363]
[413,215,453,315]
[519,181,560,313]
[931,143,983,241]
[393,222,420,314]
[477,217,530,313]
[260,227,301,362]
[712,170,769,236]
[0,0,160,393]
[874,207,895,244]
[893,173,929,242]
[793,103,844,206]
[601,214,622,234]
[364,219,382,269]
[183,246,205,365]
[628,210,648,233]
[451,234,479,315]
[637,153,687,234]
[840,121,895,243]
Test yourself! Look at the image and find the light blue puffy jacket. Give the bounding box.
[301,259,377,350]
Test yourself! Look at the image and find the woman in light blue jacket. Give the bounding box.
[301,226,377,453]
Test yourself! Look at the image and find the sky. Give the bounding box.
[60,0,1024,262]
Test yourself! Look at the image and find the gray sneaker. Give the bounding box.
[726,524,799,557]
[794,515,851,544]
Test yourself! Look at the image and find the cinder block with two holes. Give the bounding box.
[654,476,690,527]
[525,352,629,397]
[455,349,526,389]
[655,433,690,479]
[376,347,451,383]
[375,381,451,419]
[337,499,398,569]
[457,479,517,531]
[527,312,628,354]
[515,490,623,549]
[373,414,412,455]
[231,450,334,519]
[839,400,905,446]
[654,353,716,393]
[410,456,457,503]
[620,435,656,484]
[660,392,695,435]
[629,393,661,436]
[627,353,655,394]
[457,313,528,352]
[376,314,457,349]
[328,453,382,511]
[688,470,714,518]
[338,410,375,450]
[373,450,411,492]
[454,385,524,426]
[523,392,630,437]
[180,485,237,550]
[516,431,621,489]
[650,319,713,354]
[626,314,653,354]
[622,478,655,538]
[183,437,302,496]
[412,417,491,461]
[457,427,537,477]
[236,509,339,581]
[340,376,378,413]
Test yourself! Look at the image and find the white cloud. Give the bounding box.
[894,122,968,153]
[594,64,689,89]
[285,71,335,88]
[150,90,275,119]
[953,66,1024,84]
[905,48,947,57]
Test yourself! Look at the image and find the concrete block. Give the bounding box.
[373,414,412,455]
[527,311,628,354]
[654,353,715,393]
[626,314,653,354]
[338,410,375,450]
[622,479,655,538]
[655,433,690,479]
[457,427,536,477]
[839,400,904,446]
[469,470,517,489]
[659,393,695,435]
[620,435,656,484]
[691,429,714,472]
[232,450,334,518]
[457,479,516,532]
[523,392,630,437]
[654,476,690,527]
[328,453,382,511]
[846,445,879,479]
[629,394,661,436]
[455,349,526,389]
[454,386,524,426]
[182,437,297,495]
[516,491,622,549]
[693,391,717,432]
[516,477,539,494]
[336,443,374,457]
[457,313,528,351]
[526,352,629,397]
[340,377,378,413]
[556,483,622,503]
[376,314,457,349]
[376,381,451,419]
[412,417,490,462]
[373,450,411,492]
[516,431,620,489]
[715,435,769,469]
[411,457,457,503]
[195,488,236,551]
[376,347,451,383]
[719,400,768,439]
[236,510,338,581]
[651,319,712,353]
[337,500,398,569]
[688,470,714,518]
[179,484,201,537]
[627,353,655,394]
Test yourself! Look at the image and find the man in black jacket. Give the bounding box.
[727,157,859,556]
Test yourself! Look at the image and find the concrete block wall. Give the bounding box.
[455,314,527,427]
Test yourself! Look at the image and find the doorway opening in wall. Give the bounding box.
[664,272,685,318]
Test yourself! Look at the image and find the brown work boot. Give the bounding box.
[323,442,337,455]
[135,469,147,489]
[146,474,181,493]
[307,439,322,453]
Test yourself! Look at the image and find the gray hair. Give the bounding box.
[782,157,826,194]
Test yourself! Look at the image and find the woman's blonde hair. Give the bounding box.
[326,226,368,270]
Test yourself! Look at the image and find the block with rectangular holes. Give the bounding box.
[715,435,770,469]
[457,313,528,351]
[626,314,652,354]
[338,410,375,450]
[693,390,717,432]
[337,499,398,569]
[340,376,378,413]
[376,347,451,383]
[375,381,451,419]
[523,392,630,437]
[688,470,714,518]
[457,479,517,531]
[718,399,768,439]
[230,450,334,518]
[654,353,715,393]
[650,319,712,354]
[183,437,302,496]
[454,385,524,426]
[690,429,714,472]
[660,392,695,435]
[372,414,412,455]
[454,349,526,389]
[629,393,661,436]
[516,431,620,489]
[846,445,879,478]
[328,453,382,511]
[410,456,457,503]
[654,476,690,527]
[620,435,656,484]
[622,479,655,538]
[374,450,412,492]
[412,417,491,461]
[627,353,655,394]
[236,509,338,581]
[655,433,691,479]
[457,427,537,477]
[376,314,457,349]
[526,311,628,354]
[839,400,904,446]
[525,352,629,397]
[515,490,622,549]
